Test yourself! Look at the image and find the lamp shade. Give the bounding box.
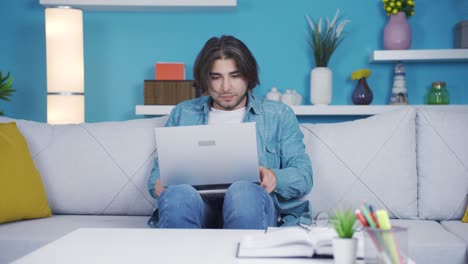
[45,7,84,124]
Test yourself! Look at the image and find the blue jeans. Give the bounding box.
[158,181,277,229]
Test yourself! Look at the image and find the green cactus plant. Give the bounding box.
[0,71,15,116]
[331,208,357,239]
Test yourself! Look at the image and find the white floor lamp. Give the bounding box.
[45,6,84,124]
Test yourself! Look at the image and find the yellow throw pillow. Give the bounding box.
[0,122,52,223]
[462,205,468,223]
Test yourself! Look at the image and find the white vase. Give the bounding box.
[310,67,332,105]
[332,237,358,264]
[265,87,282,101]
[280,89,296,106]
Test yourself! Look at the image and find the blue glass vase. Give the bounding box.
[352,78,373,105]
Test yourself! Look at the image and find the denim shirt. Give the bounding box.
[148,92,313,225]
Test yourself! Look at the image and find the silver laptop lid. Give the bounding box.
[155,122,260,191]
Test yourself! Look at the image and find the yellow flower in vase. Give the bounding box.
[351,69,373,105]
[351,69,371,81]
[382,0,415,18]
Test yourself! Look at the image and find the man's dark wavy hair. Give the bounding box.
[193,35,260,94]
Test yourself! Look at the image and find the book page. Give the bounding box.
[266,226,335,248]
[238,227,315,258]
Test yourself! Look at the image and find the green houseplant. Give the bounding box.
[306,9,350,68]
[306,9,350,105]
[0,71,15,116]
[331,208,357,239]
[331,208,358,264]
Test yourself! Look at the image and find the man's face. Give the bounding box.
[208,58,248,111]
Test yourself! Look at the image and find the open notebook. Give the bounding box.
[237,226,366,259]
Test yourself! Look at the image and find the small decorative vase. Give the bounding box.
[310,67,332,105]
[265,87,282,101]
[280,89,296,106]
[352,78,373,105]
[427,81,450,105]
[383,12,411,50]
[332,237,358,264]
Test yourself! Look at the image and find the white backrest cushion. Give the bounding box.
[300,108,418,219]
[0,116,168,216]
[417,108,468,220]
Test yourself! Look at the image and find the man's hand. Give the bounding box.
[155,179,165,196]
[259,166,277,193]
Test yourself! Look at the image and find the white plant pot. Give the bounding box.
[332,237,358,264]
[310,67,332,105]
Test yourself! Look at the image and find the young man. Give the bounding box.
[148,35,312,229]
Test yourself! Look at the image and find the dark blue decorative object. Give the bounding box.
[352,78,373,105]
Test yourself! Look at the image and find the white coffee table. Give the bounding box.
[12,228,368,264]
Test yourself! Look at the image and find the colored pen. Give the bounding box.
[375,210,391,230]
[359,208,383,252]
[376,209,403,264]
[355,209,369,226]
[360,204,377,228]
[368,204,380,228]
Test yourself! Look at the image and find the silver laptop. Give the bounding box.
[155,122,260,193]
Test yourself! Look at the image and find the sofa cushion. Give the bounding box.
[0,116,168,216]
[300,108,417,219]
[463,206,468,223]
[417,108,468,220]
[391,219,467,264]
[440,220,468,244]
[0,122,52,223]
[0,215,148,263]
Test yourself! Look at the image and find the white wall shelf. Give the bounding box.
[135,105,468,116]
[39,0,237,11]
[369,49,468,62]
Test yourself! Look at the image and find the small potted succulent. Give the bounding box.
[331,208,358,264]
[0,71,15,116]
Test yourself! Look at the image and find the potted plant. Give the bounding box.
[0,71,15,116]
[331,208,358,264]
[306,9,350,105]
[382,0,416,50]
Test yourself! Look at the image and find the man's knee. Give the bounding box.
[226,181,263,203]
[158,184,204,228]
[160,184,201,205]
[223,181,274,228]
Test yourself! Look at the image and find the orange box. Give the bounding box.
[155,62,185,80]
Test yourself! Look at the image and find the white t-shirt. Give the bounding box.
[208,107,246,125]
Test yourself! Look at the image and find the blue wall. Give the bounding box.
[1,0,467,122]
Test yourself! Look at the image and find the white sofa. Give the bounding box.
[1,106,467,264]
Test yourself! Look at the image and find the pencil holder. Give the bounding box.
[363,226,409,264]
